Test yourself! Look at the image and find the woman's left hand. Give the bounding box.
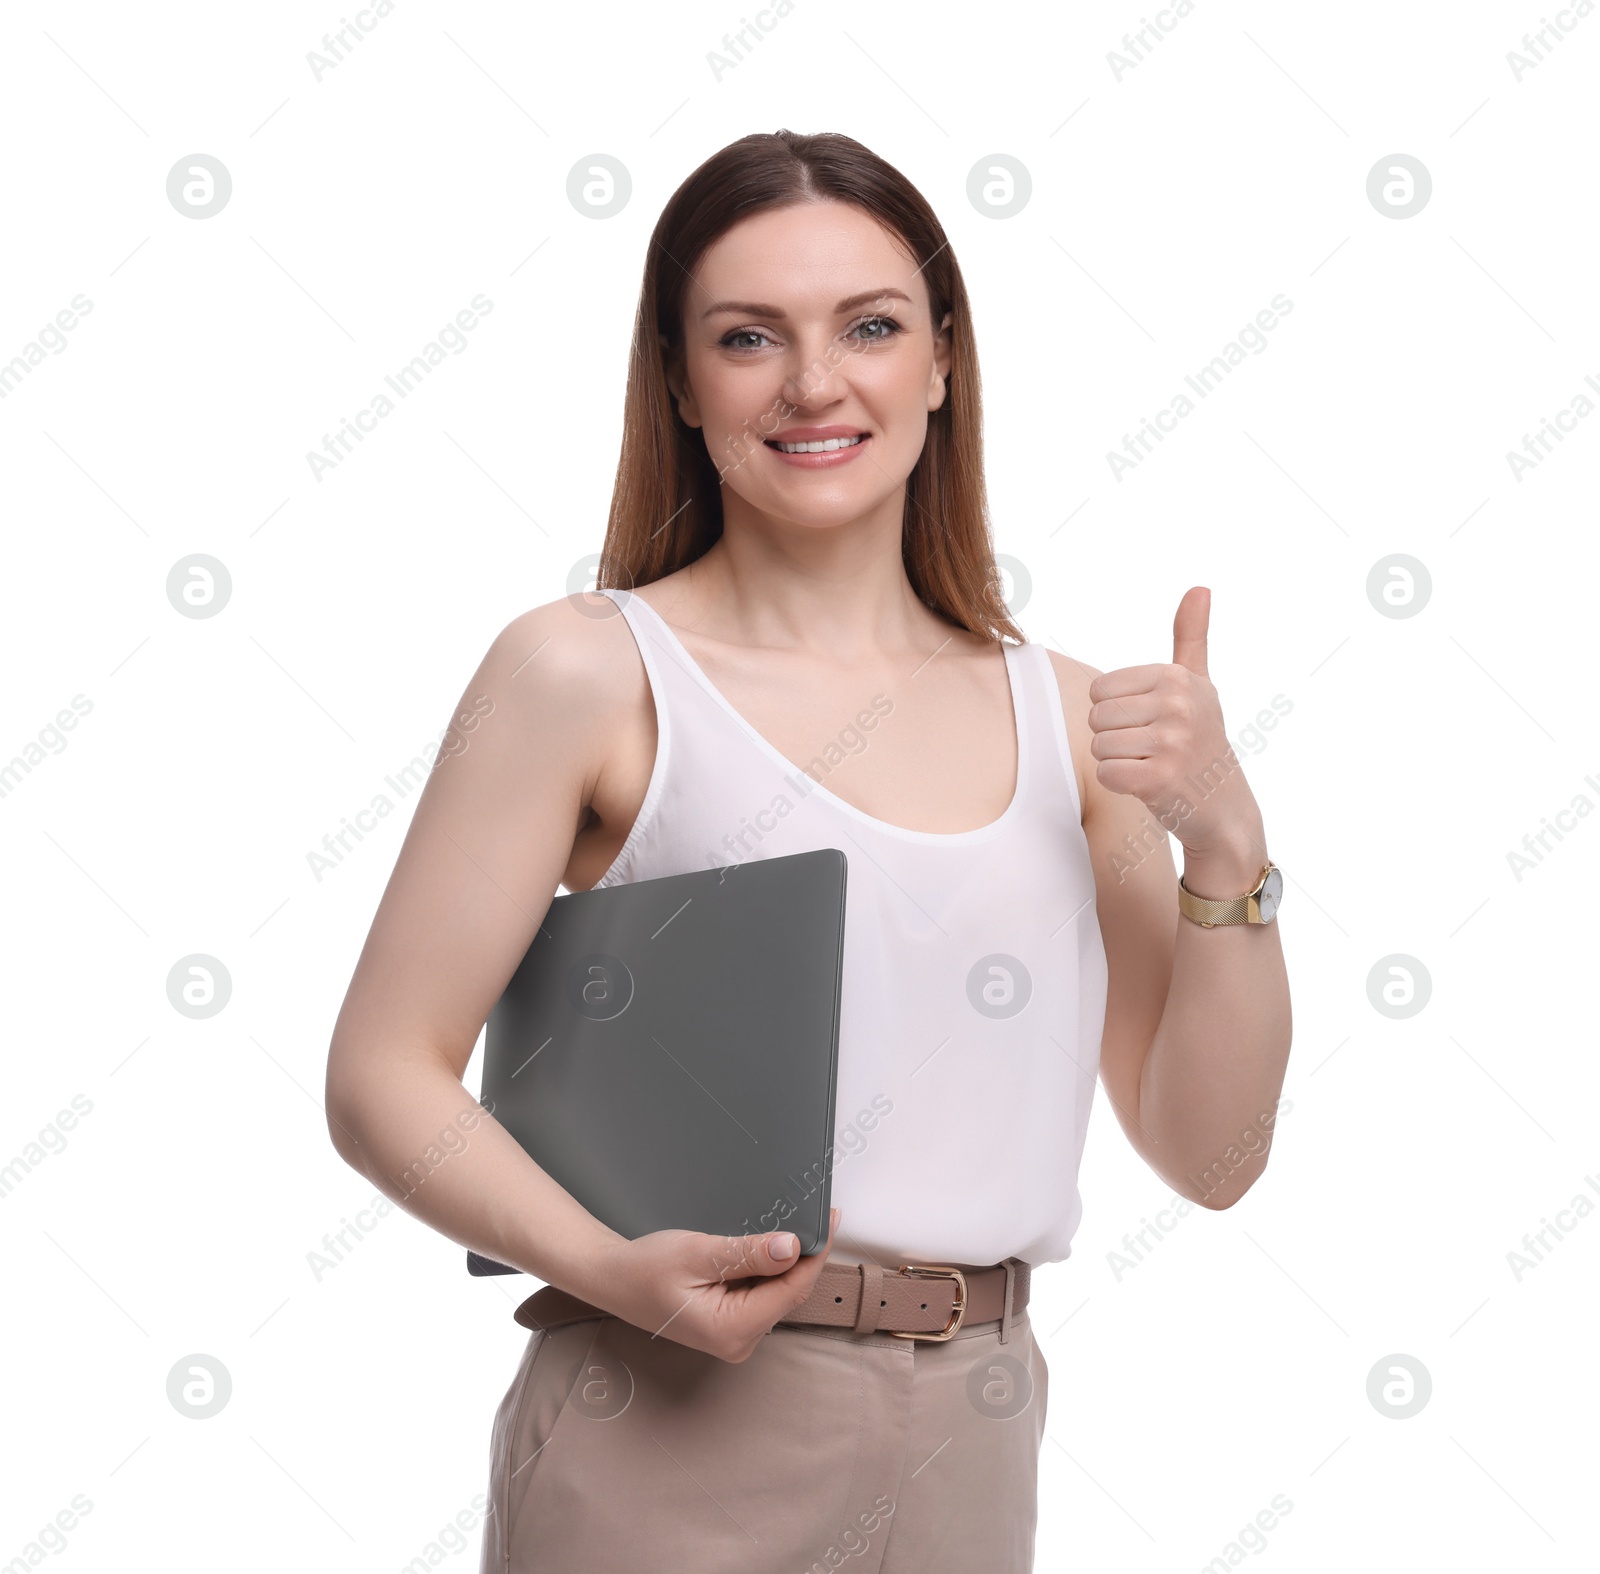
[1085,586,1260,857]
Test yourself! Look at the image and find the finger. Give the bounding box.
[1172,586,1210,677]
[1091,725,1160,761]
[1087,663,1170,703]
[715,1209,842,1328]
[1095,758,1166,799]
[704,1227,807,1284]
[786,1207,842,1283]
[1087,690,1163,733]
[702,1206,840,1284]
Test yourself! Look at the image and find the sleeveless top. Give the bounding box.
[592,587,1109,1268]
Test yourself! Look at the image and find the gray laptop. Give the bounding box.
[466,847,847,1275]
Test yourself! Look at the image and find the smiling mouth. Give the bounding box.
[765,434,869,454]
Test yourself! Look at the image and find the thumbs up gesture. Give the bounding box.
[1086,587,1254,853]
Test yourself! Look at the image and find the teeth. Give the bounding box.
[774,434,865,453]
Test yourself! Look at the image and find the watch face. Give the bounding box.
[1257,867,1283,923]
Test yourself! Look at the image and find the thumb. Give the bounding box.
[1173,586,1210,677]
[727,1208,840,1274]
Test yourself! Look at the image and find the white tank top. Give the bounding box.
[592,587,1108,1268]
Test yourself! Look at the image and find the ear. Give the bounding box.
[928,310,953,413]
[660,330,702,428]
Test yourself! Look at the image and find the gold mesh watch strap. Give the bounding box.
[1178,864,1270,927]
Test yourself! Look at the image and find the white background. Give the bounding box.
[2,0,1596,1569]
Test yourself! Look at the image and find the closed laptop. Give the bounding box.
[467,847,847,1274]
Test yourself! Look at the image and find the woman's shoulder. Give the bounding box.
[1040,642,1103,693]
[478,590,650,729]
[1040,645,1102,823]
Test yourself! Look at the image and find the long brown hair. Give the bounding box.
[596,129,1023,645]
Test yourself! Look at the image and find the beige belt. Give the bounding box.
[514,1257,1030,1344]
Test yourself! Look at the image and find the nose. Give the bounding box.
[781,335,849,410]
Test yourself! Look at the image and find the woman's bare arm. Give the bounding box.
[324,596,627,1289]
[324,595,839,1359]
[1048,647,1292,1209]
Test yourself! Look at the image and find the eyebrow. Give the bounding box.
[698,287,915,322]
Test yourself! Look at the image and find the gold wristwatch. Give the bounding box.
[1178,861,1282,927]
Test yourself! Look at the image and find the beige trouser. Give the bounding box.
[478,1302,1048,1572]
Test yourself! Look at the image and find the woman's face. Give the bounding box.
[664,199,953,535]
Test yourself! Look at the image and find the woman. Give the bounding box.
[325,129,1291,1572]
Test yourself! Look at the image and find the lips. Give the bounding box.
[759,430,874,470]
[766,432,869,454]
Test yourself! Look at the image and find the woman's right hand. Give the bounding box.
[583,1207,843,1363]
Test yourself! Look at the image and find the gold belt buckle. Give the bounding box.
[889,1264,968,1341]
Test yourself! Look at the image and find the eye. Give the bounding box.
[851,315,904,343]
[717,316,906,352]
[718,328,774,352]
